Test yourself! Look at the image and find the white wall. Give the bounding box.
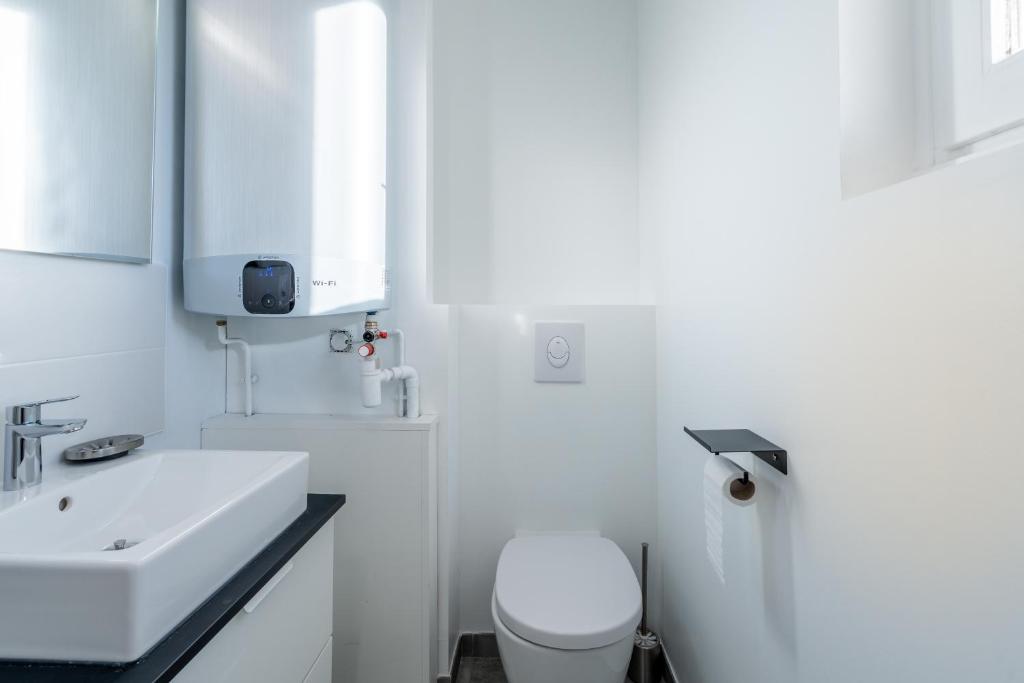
[639,2,1024,681]
[455,305,657,631]
[431,0,651,306]
[150,0,226,449]
[839,0,933,197]
[432,0,660,645]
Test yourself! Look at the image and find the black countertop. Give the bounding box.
[0,493,345,683]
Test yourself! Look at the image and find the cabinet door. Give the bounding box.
[173,523,334,683]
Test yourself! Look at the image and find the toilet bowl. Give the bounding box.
[492,535,642,683]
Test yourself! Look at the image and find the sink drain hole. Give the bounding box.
[57,497,71,512]
[103,539,140,551]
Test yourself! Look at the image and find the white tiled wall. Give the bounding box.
[0,251,166,470]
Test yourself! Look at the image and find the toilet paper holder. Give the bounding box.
[684,427,788,475]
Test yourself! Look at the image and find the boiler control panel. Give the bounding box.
[242,260,296,315]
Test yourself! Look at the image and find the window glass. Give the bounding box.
[992,0,1023,63]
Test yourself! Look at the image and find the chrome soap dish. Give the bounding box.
[63,434,144,463]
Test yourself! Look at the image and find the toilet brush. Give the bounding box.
[628,542,664,683]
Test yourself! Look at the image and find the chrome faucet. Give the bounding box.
[3,396,87,492]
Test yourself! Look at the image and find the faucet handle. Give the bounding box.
[15,395,79,408]
[7,395,79,425]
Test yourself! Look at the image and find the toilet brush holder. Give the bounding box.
[628,542,664,683]
[628,631,663,683]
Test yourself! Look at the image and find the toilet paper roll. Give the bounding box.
[703,456,755,584]
[704,456,757,507]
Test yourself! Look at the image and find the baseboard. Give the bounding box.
[661,640,679,683]
[438,633,498,683]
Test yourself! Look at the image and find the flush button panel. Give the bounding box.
[535,322,585,383]
[547,336,570,368]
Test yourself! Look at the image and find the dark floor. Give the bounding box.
[454,657,671,683]
[455,657,507,683]
[451,635,671,683]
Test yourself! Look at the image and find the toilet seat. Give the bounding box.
[494,536,642,651]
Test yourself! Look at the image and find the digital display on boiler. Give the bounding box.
[242,260,295,314]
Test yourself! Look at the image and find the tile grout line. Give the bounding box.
[0,346,165,369]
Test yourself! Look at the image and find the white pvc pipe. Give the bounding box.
[391,329,406,413]
[357,320,418,418]
[217,321,253,417]
[392,329,406,366]
[387,365,420,418]
[404,371,420,418]
[360,359,420,418]
[360,358,383,407]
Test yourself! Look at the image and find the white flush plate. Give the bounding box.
[535,322,585,383]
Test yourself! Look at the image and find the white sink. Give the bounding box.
[0,448,308,663]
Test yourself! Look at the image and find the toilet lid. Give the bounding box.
[494,536,642,651]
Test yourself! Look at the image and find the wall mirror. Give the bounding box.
[0,0,158,263]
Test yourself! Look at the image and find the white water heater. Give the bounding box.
[184,0,388,316]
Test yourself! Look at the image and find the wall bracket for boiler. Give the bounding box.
[684,427,788,475]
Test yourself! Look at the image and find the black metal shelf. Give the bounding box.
[684,427,788,475]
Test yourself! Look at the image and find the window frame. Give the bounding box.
[932,0,1024,153]
[989,0,1024,64]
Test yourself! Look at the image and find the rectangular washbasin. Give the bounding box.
[0,449,308,663]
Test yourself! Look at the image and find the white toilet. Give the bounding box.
[492,535,642,683]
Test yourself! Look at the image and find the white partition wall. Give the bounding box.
[430,0,651,306]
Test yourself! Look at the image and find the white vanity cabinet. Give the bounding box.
[173,522,335,683]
